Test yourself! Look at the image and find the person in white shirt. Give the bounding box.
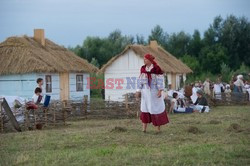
[224,84,232,102]
[32,88,43,104]
[213,79,224,100]
[27,87,43,110]
[203,78,211,96]
[233,75,244,92]
[170,92,193,113]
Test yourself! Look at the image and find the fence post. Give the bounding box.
[84,95,88,118]
[53,103,56,126]
[33,110,36,130]
[125,94,128,109]
[63,101,67,125]
[0,100,3,132]
[25,109,30,130]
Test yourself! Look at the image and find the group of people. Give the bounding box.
[190,75,250,101]
[134,53,250,133]
[135,54,211,133]
[26,78,44,110]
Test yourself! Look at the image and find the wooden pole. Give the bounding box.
[84,96,88,114]
[25,109,30,130]
[125,94,128,109]
[33,110,36,130]
[44,108,47,127]
[53,105,56,126]
[0,100,3,132]
[63,101,67,125]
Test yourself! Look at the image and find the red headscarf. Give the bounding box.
[140,54,163,87]
[144,54,157,65]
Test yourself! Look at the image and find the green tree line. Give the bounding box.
[69,15,250,82]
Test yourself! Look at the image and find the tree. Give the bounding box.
[220,63,233,82]
[180,54,200,74]
[166,31,191,58]
[199,44,228,74]
[148,25,168,48]
[136,34,147,45]
[188,30,203,57]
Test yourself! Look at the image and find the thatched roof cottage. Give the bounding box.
[0,29,98,101]
[99,41,192,101]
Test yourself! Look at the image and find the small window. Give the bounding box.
[76,75,83,91]
[45,75,52,93]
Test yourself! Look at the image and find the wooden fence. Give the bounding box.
[0,92,249,133]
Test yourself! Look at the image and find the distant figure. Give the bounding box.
[213,79,224,100]
[224,84,232,102]
[36,78,44,94]
[170,92,193,114]
[32,87,43,104]
[26,87,43,110]
[233,75,244,93]
[193,90,209,113]
[203,78,211,96]
[136,54,169,133]
[233,75,245,101]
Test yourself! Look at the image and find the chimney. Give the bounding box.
[149,40,158,50]
[34,29,45,46]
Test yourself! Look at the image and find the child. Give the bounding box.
[170,92,193,113]
[36,78,44,93]
[224,84,232,102]
[26,87,43,110]
[32,87,43,104]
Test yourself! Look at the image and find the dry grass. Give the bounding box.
[99,44,192,74]
[0,106,249,165]
[0,36,98,75]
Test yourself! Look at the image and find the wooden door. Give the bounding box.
[171,74,177,90]
[60,73,69,101]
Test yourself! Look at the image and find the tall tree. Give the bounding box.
[166,31,191,58]
[148,25,168,48]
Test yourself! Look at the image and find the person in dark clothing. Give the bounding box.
[193,90,210,113]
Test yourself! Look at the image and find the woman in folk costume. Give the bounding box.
[136,54,169,133]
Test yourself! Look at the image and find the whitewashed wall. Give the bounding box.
[36,73,60,100]
[0,73,59,100]
[104,50,144,101]
[69,73,90,101]
[0,73,36,100]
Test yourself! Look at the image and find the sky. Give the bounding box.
[0,0,249,47]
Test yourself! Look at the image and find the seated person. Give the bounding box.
[170,92,194,114]
[192,89,210,113]
[26,87,43,110]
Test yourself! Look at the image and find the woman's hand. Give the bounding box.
[157,90,162,98]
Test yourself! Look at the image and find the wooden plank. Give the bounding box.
[0,101,3,132]
[60,73,69,101]
[1,98,21,132]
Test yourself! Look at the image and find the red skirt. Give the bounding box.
[140,110,169,126]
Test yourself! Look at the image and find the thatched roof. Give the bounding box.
[99,44,193,74]
[0,36,98,75]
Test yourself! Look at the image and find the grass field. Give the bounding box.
[0,106,250,166]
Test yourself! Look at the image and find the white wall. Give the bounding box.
[0,73,60,100]
[0,73,36,100]
[104,50,144,101]
[36,73,60,100]
[69,73,90,101]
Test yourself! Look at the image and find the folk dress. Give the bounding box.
[137,64,169,126]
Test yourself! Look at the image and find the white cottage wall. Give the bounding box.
[104,50,144,101]
[69,73,90,101]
